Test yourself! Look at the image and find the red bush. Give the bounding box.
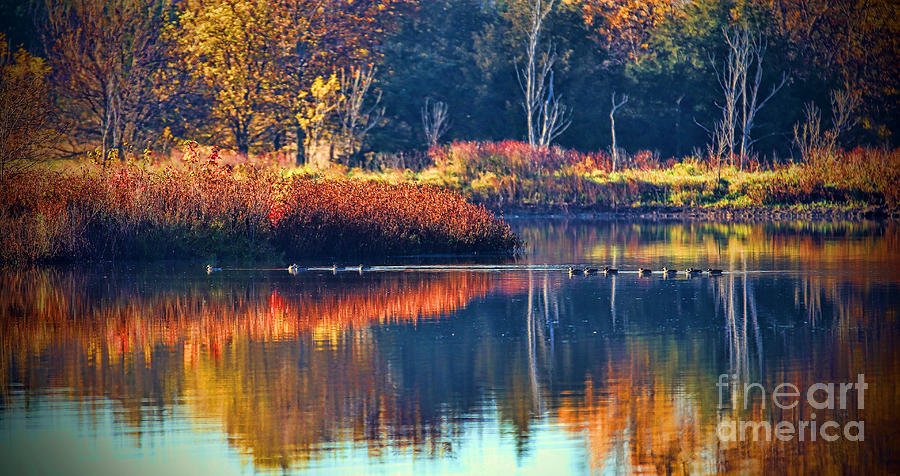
[0,149,521,262]
[269,178,521,256]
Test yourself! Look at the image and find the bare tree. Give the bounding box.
[711,25,787,169]
[517,0,570,148]
[823,89,859,152]
[421,98,449,147]
[336,67,384,159]
[793,102,822,162]
[536,70,571,147]
[793,89,859,161]
[735,29,787,165]
[711,29,743,163]
[609,92,628,172]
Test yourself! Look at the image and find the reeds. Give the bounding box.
[426,140,899,211]
[0,147,521,263]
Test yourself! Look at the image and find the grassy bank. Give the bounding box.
[4,140,895,262]
[321,141,897,218]
[0,148,521,263]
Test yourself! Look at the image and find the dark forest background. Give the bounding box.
[1,0,897,162]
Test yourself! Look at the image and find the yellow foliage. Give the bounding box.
[0,34,53,182]
[295,74,343,145]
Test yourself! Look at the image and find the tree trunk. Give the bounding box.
[296,125,306,166]
[235,131,250,157]
[610,112,618,173]
[609,92,628,173]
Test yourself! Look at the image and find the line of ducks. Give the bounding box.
[286,264,369,275]
[208,264,369,275]
[568,266,723,276]
[208,263,723,276]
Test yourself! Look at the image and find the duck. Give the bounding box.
[584,267,599,275]
[638,267,653,276]
[206,264,221,274]
[602,266,618,275]
[356,264,368,274]
[331,264,338,274]
[568,266,584,276]
[684,267,701,275]
[287,264,301,275]
[662,267,677,275]
[706,268,724,275]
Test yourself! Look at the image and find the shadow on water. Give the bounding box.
[1,219,899,474]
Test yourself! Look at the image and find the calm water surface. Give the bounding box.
[2,219,899,474]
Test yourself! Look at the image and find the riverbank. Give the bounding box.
[334,141,898,221]
[496,204,896,221]
[5,140,895,263]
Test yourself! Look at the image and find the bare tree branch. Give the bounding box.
[421,98,450,147]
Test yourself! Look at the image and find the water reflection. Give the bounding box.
[2,220,898,474]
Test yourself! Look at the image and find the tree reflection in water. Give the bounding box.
[2,220,898,473]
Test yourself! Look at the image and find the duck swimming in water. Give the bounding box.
[287,264,301,275]
[206,264,221,274]
[638,267,653,276]
[602,266,618,275]
[706,268,723,275]
[568,266,584,276]
[584,267,599,275]
[684,267,701,275]
[662,267,677,275]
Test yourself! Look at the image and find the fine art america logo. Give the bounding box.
[715,374,866,442]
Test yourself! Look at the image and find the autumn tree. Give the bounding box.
[176,0,286,156]
[570,0,679,64]
[295,73,341,168]
[177,0,406,160]
[336,67,384,160]
[41,0,177,161]
[276,0,409,165]
[0,34,53,184]
[769,0,899,142]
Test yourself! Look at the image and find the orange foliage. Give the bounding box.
[769,0,900,101]
[569,0,679,61]
[0,145,521,262]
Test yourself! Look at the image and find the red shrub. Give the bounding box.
[269,178,521,256]
[1,148,521,262]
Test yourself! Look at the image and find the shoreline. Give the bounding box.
[493,204,896,222]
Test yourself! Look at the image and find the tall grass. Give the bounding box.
[423,140,899,212]
[0,146,521,263]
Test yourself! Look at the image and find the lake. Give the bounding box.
[2,219,898,474]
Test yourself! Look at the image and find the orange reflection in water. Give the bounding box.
[0,269,499,464]
[2,219,898,474]
[518,220,900,282]
[1,270,495,368]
